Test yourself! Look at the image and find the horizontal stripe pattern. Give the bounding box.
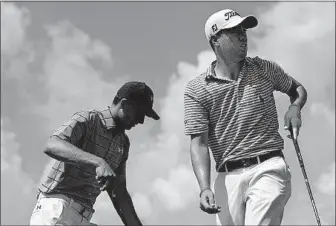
[184,56,293,171]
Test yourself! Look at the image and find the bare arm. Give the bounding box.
[286,77,308,109]
[107,164,142,226]
[44,136,104,168]
[190,132,211,192]
[258,58,308,139]
[284,78,308,139]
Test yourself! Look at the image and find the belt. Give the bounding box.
[37,192,94,219]
[219,150,284,173]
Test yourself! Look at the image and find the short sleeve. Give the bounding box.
[184,82,209,135]
[51,111,91,145]
[255,57,293,93]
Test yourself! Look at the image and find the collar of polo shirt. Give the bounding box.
[99,107,118,130]
[205,60,244,83]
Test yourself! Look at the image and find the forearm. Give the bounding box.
[44,136,103,167]
[111,195,127,225]
[190,143,211,191]
[109,190,142,226]
[289,85,307,109]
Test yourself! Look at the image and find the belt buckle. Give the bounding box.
[79,208,85,215]
[83,209,92,219]
[241,159,248,167]
[242,158,254,167]
[79,206,92,219]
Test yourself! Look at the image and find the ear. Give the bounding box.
[212,37,220,47]
[119,98,129,107]
[115,98,127,109]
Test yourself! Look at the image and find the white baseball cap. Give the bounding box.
[205,9,258,41]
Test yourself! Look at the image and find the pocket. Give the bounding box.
[30,198,65,225]
[277,157,292,183]
[51,200,65,225]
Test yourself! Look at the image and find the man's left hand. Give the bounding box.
[284,104,302,140]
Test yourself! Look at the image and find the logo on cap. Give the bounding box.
[212,24,218,32]
[224,10,240,21]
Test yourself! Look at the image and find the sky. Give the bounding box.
[1,1,335,225]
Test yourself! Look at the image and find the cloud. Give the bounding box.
[310,103,335,135]
[137,1,335,225]
[90,192,121,225]
[31,20,129,131]
[146,51,215,209]
[124,3,335,221]
[91,191,152,225]
[125,50,216,215]
[1,3,38,224]
[1,118,21,172]
[1,1,35,90]
[33,18,137,225]
[314,162,335,225]
[244,2,335,225]
[1,3,130,225]
[1,2,334,225]
[151,165,199,211]
[249,2,335,107]
[132,193,153,219]
[316,162,335,196]
[0,2,31,57]
[1,118,37,225]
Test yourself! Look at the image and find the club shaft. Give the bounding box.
[292,139,321,226]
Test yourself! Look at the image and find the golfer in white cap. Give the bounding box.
[184,9,307,225]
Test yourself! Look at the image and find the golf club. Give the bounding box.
[288,129,322,226]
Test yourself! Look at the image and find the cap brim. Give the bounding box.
[241,15,258,29]
[145,109,160,120]
[225,15,258,30]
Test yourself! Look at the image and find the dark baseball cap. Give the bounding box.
[115,81,160,120]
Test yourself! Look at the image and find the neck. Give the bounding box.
[109,105,119,118]
[108,105,123,129]
[214,56,245,81]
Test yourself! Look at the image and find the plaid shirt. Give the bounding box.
[184,56,293,171]
[38,107,129,209]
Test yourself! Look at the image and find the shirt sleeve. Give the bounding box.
[51,111,91,146]
[184,81,209,135]
[256,57,293,93]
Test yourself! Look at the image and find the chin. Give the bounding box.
[125,125,132,130]
[125,124,135,130]
[238,51,247,60]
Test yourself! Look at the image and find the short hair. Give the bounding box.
[209,29,226,52]
[112,96,120,105]
[209,40,215,51]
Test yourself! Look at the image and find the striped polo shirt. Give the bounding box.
[38,107,129,209]
[184,56,293,171]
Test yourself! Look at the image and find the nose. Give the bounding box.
[238,29,247,40]
[239,34,247,43]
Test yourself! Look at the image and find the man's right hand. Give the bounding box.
[200,189,221,214]
[95,159,116,191]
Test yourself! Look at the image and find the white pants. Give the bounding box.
[213,156,292,226]
[30,192,97,226]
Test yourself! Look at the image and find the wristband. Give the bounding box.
[289,103,301,110]
[199,187,211,197]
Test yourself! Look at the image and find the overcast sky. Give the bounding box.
[1,1,335,225]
